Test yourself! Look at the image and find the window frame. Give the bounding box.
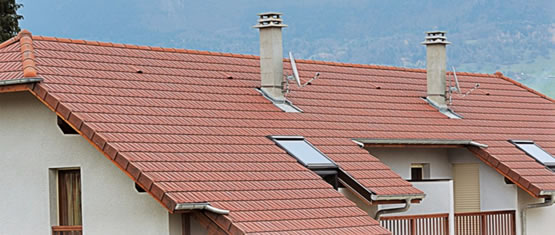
[411,164,423,181]
[269,136,338,169]
[510,140,555,169]
[410,163,430,181]
[57,169,83,226]
[269,136,339,188]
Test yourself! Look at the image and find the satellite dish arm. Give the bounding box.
[301,72,320,87]
[289,52,302,87]
[452,66,461,94]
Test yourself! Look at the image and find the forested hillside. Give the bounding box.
[19,0,555,97]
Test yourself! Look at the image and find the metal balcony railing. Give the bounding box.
[51,225,82,235]
[380,210,516,235]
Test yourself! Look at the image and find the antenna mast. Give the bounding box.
[447,66,480,107]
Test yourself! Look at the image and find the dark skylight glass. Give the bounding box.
[511,140,555,167]
[271,136,336,168]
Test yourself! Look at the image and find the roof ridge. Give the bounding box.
[30,34,502,77]
[0,33,22,49]
[31,35,258,60]
[493,71,554,103]
[18,30,38,77]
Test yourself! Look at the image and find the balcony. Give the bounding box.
[380,210,515,235]
[52,225,82,235]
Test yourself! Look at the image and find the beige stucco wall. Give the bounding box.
[0,92,171,234]
[448,148,518,212]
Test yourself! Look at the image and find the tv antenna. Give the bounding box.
[448,66,480,106]
[284,52,320,94]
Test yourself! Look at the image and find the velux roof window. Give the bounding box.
[510,140,555,170]
[270,136,339,188]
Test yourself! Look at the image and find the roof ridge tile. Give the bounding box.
[493,71,554,103]
[26,33,517,79]
[18,30,38,77]
[26,31,552,102]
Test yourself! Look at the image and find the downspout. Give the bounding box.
[521,197,553,235]
[175,203,230,215]
[374,198,413,220]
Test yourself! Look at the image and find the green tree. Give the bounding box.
[0,0,23,42]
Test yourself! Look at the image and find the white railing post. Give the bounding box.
[448,180,455,235]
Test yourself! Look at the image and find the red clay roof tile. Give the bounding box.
[1,32,554,234]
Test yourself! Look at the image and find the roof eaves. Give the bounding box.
[0,77,43,86]
[540,190,555,196]
[24,83,175,213]
[355,138,488,148]
[371,193,426,201]
[467,146,545,198]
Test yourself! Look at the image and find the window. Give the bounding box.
[411,164,423,181]
[270,136,338,188]
[510,140,555,169]
[58,169,82,226]
[410,163,430,181]
[271,136,336,168]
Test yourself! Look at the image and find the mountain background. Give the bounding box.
[18,0,555,97]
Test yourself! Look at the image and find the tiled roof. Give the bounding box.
[1,30,554,233]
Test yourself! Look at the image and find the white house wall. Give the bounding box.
[0,92,171,234]
[370,148,453,215]
[368,148,452,179]
[517,188,555,235]
[168,213,207,235]
[369,148,517,216]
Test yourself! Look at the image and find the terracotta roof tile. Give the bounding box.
[1,32,554,233]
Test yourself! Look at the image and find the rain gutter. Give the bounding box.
[175,203,230,215]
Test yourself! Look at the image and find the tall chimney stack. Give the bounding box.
[254,12,287,101]
[422,31,450,109]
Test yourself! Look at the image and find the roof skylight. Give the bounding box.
[510,140,555,168]
[270,136,336,168]
[270,136,339,188]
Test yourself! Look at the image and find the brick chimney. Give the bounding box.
[422,31,450,109]
[254,12,287,101]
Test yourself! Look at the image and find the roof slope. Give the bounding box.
[0,41,23,79]
[0,32,393,234]
[1,31,554,233]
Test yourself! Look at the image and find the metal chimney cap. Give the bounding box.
[253,12,288,28]
[422,31,450,45]
[257,12,283,16]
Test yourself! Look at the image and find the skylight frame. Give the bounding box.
[510,140,555,168]
[269,136,337,169]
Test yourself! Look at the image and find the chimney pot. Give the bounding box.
[254,12,288,29]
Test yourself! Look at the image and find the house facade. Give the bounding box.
[0,12,554,235]
[0,91,205,234]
